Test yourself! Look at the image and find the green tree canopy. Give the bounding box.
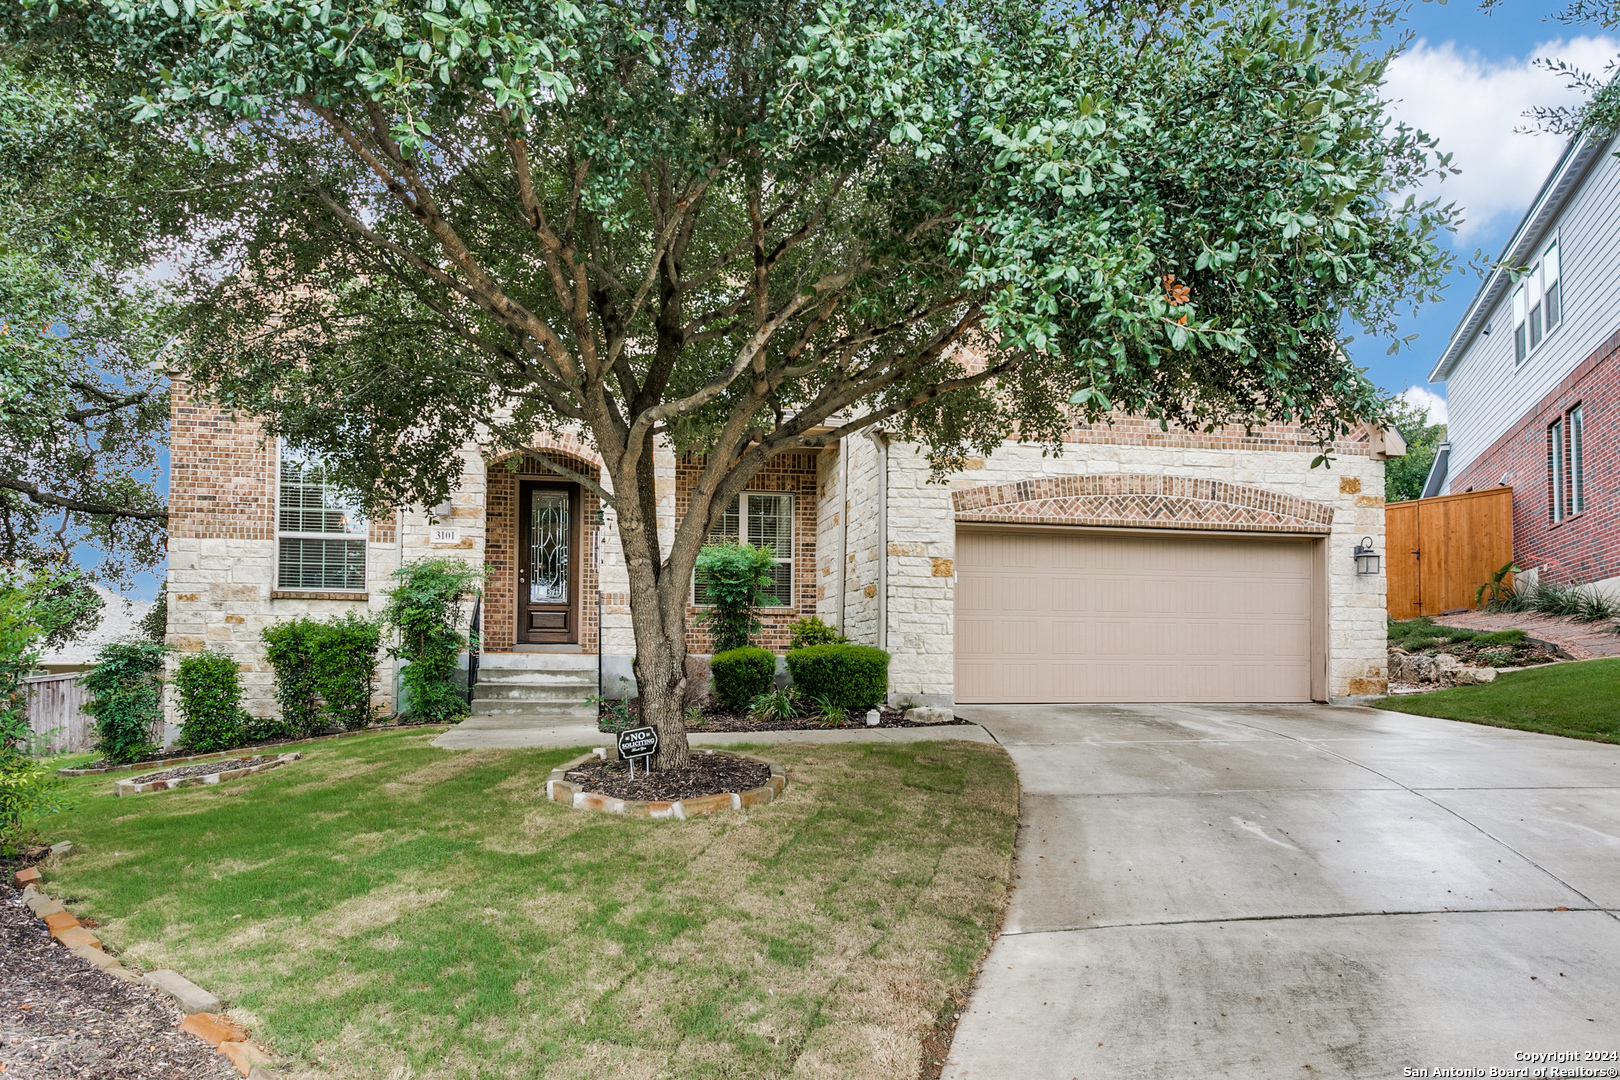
[0,71,178,586]
[1383,395,1445,503]
[4,0,1459,766]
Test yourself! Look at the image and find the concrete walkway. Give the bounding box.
[943,703,1620,1079]
[429,713,996,750]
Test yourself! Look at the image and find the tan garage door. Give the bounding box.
[954,527,1318,704]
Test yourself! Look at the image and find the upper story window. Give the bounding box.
[1514,236,1562,364]
[693,492,794,607]
[277,448,367,591]
[1548,404,1586,525]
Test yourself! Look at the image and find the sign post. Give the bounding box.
[617,726,659,779]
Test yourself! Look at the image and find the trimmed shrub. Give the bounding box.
[383,558,485,722]
[263,614,382,736]
[785,644,890,710]
[82,639,166,764]
[313,613,382,730]
[261,620,321,737]
[710,647,776,711]
[787,615,847,650]
[695,542,777,652]
[174,649,249,752]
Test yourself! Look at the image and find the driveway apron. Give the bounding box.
[943,704,1620,1079]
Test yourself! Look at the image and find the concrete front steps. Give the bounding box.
[470,652,599,722]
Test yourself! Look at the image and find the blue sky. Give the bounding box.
[1346,0,1618,421]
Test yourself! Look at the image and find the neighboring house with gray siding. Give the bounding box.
[1428,133,1620,594]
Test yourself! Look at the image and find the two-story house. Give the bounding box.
[1427,133,1620,594]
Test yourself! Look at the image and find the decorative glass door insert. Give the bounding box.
[529,489,570,604]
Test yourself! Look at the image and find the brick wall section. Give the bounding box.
[483,452,601,654]
[168,380,276,541]
[1451,326,1620,585]
[1062,412,1376,455]
[676,451,820,653]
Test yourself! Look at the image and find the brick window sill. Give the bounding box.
[271,590,370,601]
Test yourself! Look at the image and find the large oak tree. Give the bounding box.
[6,0,1457,767]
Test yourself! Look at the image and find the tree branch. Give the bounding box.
[0,477,168,521]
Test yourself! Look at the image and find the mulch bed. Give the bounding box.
[600,701,970,733]
[0,886,235,1080]
[564,753,771,801]
[125,757,280,786]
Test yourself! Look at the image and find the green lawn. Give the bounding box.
[33,730,1018,1080]
[1375,657,1620,743]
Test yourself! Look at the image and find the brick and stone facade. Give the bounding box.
[1450,329,1620,593]
[167,379,1392,731]
[818,419,1390,704]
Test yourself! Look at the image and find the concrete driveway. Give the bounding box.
[943,704,1620,1079]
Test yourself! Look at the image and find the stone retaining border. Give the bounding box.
[546,749,787,818]
[11,854,282,1077]
[58,724,449,777]
[114,753,302,797]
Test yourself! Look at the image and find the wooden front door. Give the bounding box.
[517,481,580,643]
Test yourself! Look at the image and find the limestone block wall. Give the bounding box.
[842,432,1389,705]
[165,379,489,732]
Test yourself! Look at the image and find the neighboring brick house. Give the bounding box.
[1428,132,1620,594]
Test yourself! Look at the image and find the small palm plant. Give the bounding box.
[1475,562,1522,609]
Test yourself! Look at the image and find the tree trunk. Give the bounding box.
[613,482,693,772]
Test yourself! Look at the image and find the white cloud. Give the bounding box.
[1398,385,1449,425]
[1383,36,1619,240]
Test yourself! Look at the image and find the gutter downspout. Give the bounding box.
[865,429,888,652]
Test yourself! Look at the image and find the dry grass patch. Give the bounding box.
[39,730,1017,1079]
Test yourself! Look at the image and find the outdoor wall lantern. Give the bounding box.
[1353,536,1381,575]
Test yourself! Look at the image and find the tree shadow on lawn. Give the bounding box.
[41,730,1019,1080]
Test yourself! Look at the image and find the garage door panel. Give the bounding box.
[954,527,1316,703]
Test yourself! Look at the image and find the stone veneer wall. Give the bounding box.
[827,424,1389,705]
[165,378,493,731]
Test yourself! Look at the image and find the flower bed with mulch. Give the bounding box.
[565,753,771,801]
[599,701,969,733]
[0,885,235,1080]
[114,754,300,797]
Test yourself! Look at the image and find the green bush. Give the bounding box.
[695,542,777,653]
[174,649,249,752]
[0,755,70,854]
[710,647,776,711]
[313,613,382,730]
[787,615,848,649]
[263,614,382,736]
[261,620,321,736]
[785,644,890,710]
[383,558,485,723]
[82,638,166,763]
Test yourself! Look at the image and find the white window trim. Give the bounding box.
[275,443,369,592]
[1514,233,1563,366]
[691,491,795,608]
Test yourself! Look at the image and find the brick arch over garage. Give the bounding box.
[951,474,1335,534]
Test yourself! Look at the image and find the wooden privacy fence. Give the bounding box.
[23,672,95,754]
[1386,487,1515,619]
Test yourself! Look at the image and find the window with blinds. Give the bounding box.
[277,451,368,590]
[694,492,794,607]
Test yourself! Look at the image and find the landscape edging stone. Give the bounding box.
[114,753,301,797]
[546,749,787,819]
[15,853,283,1076]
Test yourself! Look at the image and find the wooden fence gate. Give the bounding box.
[1386,487,1515,619]
[24,672,95,754]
